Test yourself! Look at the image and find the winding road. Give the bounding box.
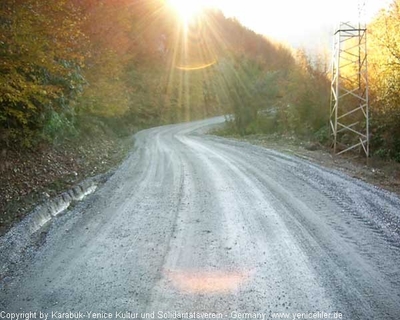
[1,117,400,319]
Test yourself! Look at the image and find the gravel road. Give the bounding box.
[1,117,400,319]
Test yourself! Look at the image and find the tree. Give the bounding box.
[367,0,400,160]
[0,0,87,145]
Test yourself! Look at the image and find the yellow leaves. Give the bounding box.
[366,0,400,112]
[8,109,29,125]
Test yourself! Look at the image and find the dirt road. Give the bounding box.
[1,117,400,319]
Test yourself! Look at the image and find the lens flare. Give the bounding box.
[165,269,253,294]
[176,60,217,71]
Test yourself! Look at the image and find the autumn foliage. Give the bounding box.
[0,0,399,160]
[367,0,400,160]
[0,0,88,145]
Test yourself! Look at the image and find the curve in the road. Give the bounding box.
[1,117,400,320]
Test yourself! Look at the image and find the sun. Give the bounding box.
[168,0,207,25]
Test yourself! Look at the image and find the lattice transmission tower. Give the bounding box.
[330,1,369,158]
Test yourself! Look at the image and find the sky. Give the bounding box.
[208,0,393,53]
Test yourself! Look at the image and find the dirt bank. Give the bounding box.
[0,132,132,236]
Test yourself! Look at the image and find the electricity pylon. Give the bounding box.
[330,1,369,158]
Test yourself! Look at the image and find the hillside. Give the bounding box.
[0,0,298,233]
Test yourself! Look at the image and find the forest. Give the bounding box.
[0,0,400,160]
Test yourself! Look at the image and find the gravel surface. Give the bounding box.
[1,117,400,319]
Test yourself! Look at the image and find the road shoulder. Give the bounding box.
[210,132,400,197]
